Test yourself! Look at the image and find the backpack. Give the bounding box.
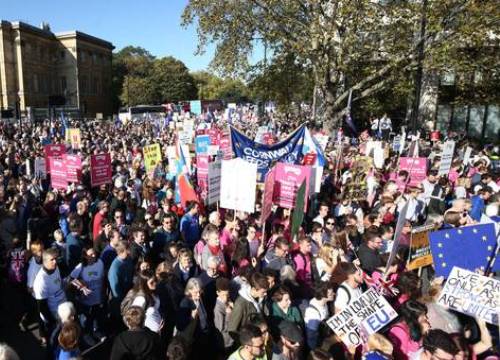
[8,248,27,284]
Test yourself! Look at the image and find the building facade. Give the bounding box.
[0,21,114,118]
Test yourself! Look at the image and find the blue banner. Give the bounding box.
[231,125,306,182]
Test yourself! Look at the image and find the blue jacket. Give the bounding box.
[470,195,485,221]
[65,233,83,272]
[180,213,200,246]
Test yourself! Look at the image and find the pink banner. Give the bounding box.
[90,153,112,187]
[49,158,68,190]
[44,144,66,172]
[273,163,311,211]
[399,157,427,187]
[261,167,276,223]
[63,154,82,183]
[196,155,209,200]
[209,129,221,145]
[219,136,232,160]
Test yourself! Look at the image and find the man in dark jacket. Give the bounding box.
[65,216,84,272]
[110,306,162,360]
[358,230,384,274]
[228,272,269,338]
[129,227,150,266]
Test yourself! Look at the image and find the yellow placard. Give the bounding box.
[407,231,434,270]
[143,143,162,173]
[66,128,81,149]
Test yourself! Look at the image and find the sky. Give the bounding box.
[1,0,221,71]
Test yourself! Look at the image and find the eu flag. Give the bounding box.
[429,223,498,278]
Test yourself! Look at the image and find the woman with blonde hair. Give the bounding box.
[363,333,393,360]
[315,243,342,282]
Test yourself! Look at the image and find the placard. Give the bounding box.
[34,157,47,179]
[207,159,222,205]
[190,100,202,116]
[143,143,162,173]
[44,144,66,172]
[407,230,433,270]
[63,154,82,183]
[463,146,472,166]
[196,155,209,200]
[219,136,232,160]
[68,128,81,150]
[220,158,257,213]
[313,134,329,151]
[438,140,456,176]
[90,153,112,187]
[437,267,499,324]
[273,163,311,211]
[49,158,68,190]
[195,135,211,155]
[327,288,397,347]
[399,157,427,187]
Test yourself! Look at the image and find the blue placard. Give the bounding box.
[190,100,202,115]
[195,135,210,154]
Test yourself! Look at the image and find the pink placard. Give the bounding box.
[219,136,232,160]
[49,158,67,189]
[273,163,311,211]
[261,167,276,223]
[44,144,66,172]
[63,154,82,183]
[209,129,221,145]
[90,153,112,187]
[399,157,427,187]
[196,155,209,199]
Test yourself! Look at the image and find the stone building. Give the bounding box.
[0,20,114,118]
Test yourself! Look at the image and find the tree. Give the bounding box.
[192,71,250,102]
[119,75,157,106]
[150,57,198,102]
[182,0,499,130]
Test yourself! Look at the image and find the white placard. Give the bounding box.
[220,158,257,213]
[437,267,499,325]
[34,157,47,179]
[438,140,456,176]
[207,159,222,205]
[327,288,398,347]
[463,146,472,166]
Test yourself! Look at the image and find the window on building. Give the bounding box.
[436,105,451,132]
[440,71,455,86]
[61,76,67,93]
[60,50,66,60]
[468,106,485,138]
[484,105,499,141]
[81,75,88,95]
[33,74,39,93]
[450,105,467,133]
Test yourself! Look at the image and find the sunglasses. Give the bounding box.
[326,222,335,225]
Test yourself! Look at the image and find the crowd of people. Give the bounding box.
[0,108,498,360]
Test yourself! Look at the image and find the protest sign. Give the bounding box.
[343,156,372,201]
[90,153,112,187]
[303,153,317,166]
[463,146,472,166]
[68,128,81,149]
[34,157,47,179]
[261,168,276,223]
[438,140,456,176]
[327,288,398,347]
[166,146,177,175]
[196,155,209,200]
[63,154,82,183]
[384,202,409,276]
[195,135,211,155]
[220,158,257,213]
[209,129,220,145]
[273,163,311,211]
[399,157,427,186]
[219,136,232,160]
[392,135,401,153]
[207,159,222,205]
[44,144,66,172]
[407,227,434,271]
[190,100,202,115]
[143,143,162,173]
[313,134,329,151]
[437,267,499,324]
[179,131,192,145]
[49,158,68,190]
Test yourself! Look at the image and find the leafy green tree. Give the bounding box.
[182,0,499,130]
[119,75,157,106]
[192,71,249,102]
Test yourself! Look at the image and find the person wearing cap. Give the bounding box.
[271,320,303,360]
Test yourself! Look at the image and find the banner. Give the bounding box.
[438,140,456,176]
[437,267,499,324]
[220,158,257,213]
[327,288,398,347]
[34,157,47,179]
[407,229,433,270]
[399,157,427,187]
[49,158,68,190]
[143,143,162,173]
[207,159,222,205]
[195,135,211,155]
[231,125,306,182]
[261,168,276,223]
[196,155,209,200]
[63,154,82,183]
[290,180,306,240]
[90,153,112,187]
[44,144,66,173]
[273,163,311,211]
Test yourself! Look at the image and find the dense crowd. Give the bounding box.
[0,108,498,360]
